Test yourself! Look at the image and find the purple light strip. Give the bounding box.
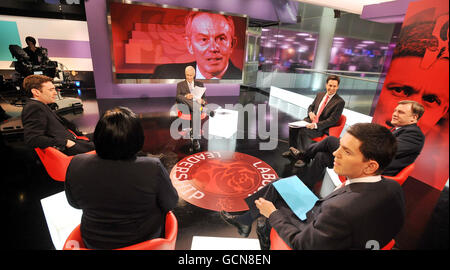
[38,39,92,58]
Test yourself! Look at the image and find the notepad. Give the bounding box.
[288,120,309,128]
[192,86,206,100]
[273,175,319,221]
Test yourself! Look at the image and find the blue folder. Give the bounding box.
[273,175,319,221]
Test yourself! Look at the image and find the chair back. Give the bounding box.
[35,147,74,182]
[381,239,395,250]
[63,211,178,250]
[269,228,292,250]
[312,115,346,142]
[383,163,415,186]
[329,115,347,137]
[270,228,396,250]
[176,106,207,120]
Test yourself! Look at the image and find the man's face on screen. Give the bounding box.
[372,57,449,134]
[187,13,235,79]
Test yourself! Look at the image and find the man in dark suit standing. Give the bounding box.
[153,11,242,80]
[21,75,94,155]
[282,75,345,158]
[221,123,405,250]
[294,100,425,187]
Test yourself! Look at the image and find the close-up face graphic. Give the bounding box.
[186,13,236,79]
[373,57,449,134]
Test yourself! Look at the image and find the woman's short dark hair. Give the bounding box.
[94,107,144,160]
[346,123,397,174]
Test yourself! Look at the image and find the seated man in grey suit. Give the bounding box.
[295,100,425,188]
[153,11,242,80]
[282,75,345,159]
[176,66,210,151]
[21,74,94,155]
[221,123,405,250]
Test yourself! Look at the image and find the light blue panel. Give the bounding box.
[0,20,22,61]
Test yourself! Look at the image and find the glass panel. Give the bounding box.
[245,2,397,116]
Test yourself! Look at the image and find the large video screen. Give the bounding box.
[109,2,247,82]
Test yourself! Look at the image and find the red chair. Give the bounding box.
[270,228,292,250]
[312,115,346,142]
[35,147,74,182]
[176,107,207,121]
[383,163,415,186]
[63,211,178,250]
[381,239,395,250]
[34,147,95,182]
[270,228,396,250]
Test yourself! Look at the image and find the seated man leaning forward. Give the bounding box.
[293,100,425,188]
[21,74,94,155]
[221,123,405,250]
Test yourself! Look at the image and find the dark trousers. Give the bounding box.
[244,180,290,221]
[288,126,324,151]
[63,133,95,156]
[243,180,295,242]
[297,136,340,189]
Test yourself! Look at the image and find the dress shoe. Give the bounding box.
[294,159,307,168]
[220,210,251,237]
[281,151,292,158]
[193,140,201,151]
[289,147,304,159]
[256,217,270,250]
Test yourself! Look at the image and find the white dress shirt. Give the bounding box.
[334,175,382,191]
[312,93,335,129]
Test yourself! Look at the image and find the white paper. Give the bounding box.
[288,120,309,128]
[192,86,206,100]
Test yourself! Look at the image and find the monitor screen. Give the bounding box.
[109,2,247,83]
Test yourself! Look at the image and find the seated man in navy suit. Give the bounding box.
[221,123,405,250]
[294,100,425,188]
[153,11,242,80]
[282,75,345,161]
[21,74,94,155]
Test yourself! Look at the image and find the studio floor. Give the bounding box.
[0,87,448,250]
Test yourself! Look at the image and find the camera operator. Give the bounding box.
[23,36,49,66]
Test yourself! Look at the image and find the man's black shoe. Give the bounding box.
[289,147,305,159]
[220,210,251,237]
[281,151,292,158]
[193,140,201,151]
[256,217,270,250]
[209,110,215,117]
[294,159,307,168]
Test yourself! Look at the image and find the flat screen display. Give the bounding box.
[109,2,247,82]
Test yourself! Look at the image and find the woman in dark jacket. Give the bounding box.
[65,107,178,249]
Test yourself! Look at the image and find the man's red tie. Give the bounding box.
[313,95,330,123]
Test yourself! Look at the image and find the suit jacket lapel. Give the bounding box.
[317,184,348,203]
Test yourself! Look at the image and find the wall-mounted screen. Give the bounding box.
[108,1,247,83]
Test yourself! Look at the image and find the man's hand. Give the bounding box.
[66,139,76,148]
[195,98,205,105]
[306,123,316,129]
[308,111,316,122]
[255,198,277,218]
[185,93,193,100]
